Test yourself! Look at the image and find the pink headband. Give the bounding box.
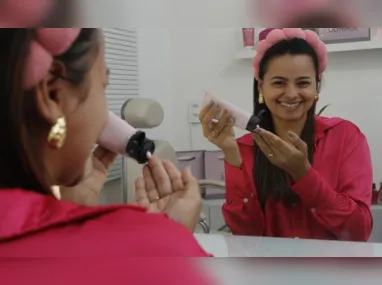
[253,28,327,81]
[24,28,81,90]
[257,0,359,28]
[0,0,54,28]
[0,0,81,89]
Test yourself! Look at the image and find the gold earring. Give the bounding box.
[48,117,66,149]
[258,93,264,104]
[314,93,319,101]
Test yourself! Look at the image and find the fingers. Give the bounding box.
[213,118,234,142]
[84,155,94,178]
[212,109,231,133]
[198,102,215,122]
[287,131,307,153]
[93,145,108,157]
[135,177,150,207]
[181,167,200,197]
[200,102,234,145]
[162,159,184,191]
[100,152,118,169]
[93,146,118,169]
[200,103,221,138]
[254,128,290,154]
[142,164,161,202]
[207,109,233,141]
[252,132,273,156]
[147,155,172,197]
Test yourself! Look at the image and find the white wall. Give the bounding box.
[138,28,382,182]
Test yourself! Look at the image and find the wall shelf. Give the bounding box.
[235,28,382,59]
[236,48,256,59]
[325,39,382,53]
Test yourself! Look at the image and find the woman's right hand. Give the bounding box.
[199,102,237,151]
[199,102,242,167]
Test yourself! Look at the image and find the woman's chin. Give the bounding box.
[278,112,307,122]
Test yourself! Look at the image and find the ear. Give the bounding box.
[258,80,264,94]
[316,80,321,94]
[34,61,69,125]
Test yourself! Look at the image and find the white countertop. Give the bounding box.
[194,233,382,257]
[193,206,382,284]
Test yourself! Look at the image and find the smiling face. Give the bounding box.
[258,54,317,122]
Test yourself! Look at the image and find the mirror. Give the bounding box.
[100,27,382,248]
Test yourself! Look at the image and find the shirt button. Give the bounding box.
[311,208,316,212]
[243,198,249,203]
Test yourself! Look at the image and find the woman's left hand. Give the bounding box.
[59,146,118,205]
[252,128,311,181]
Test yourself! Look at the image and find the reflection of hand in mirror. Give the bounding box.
[199,102,244,168]
[199,102,236,151]
[252,128,311,182]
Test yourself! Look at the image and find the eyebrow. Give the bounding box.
[271,76,312,80]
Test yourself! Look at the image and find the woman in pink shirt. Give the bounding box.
[0,28,216,284]
[200,28,373,241]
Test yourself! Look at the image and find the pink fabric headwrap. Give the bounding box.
[253,28,327,80]
[257,0,359,28]
[0,0,54,27]
[0,1,81,90]
[24,28,81,90]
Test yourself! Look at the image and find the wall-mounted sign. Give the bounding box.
[316,28,370,44]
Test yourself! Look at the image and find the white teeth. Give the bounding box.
[280,102,301,108]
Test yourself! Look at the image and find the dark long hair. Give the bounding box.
[0,28,99,194]
[253,38,320,208]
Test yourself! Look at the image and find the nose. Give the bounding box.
[283,84,300,101]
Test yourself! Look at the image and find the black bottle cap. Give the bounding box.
[125,131,155,164]
[245,109,266,132]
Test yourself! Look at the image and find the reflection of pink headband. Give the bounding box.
[253,28,327,81]
[0,0,53,28]
[24,28,81,90]
[257,0,359,28]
